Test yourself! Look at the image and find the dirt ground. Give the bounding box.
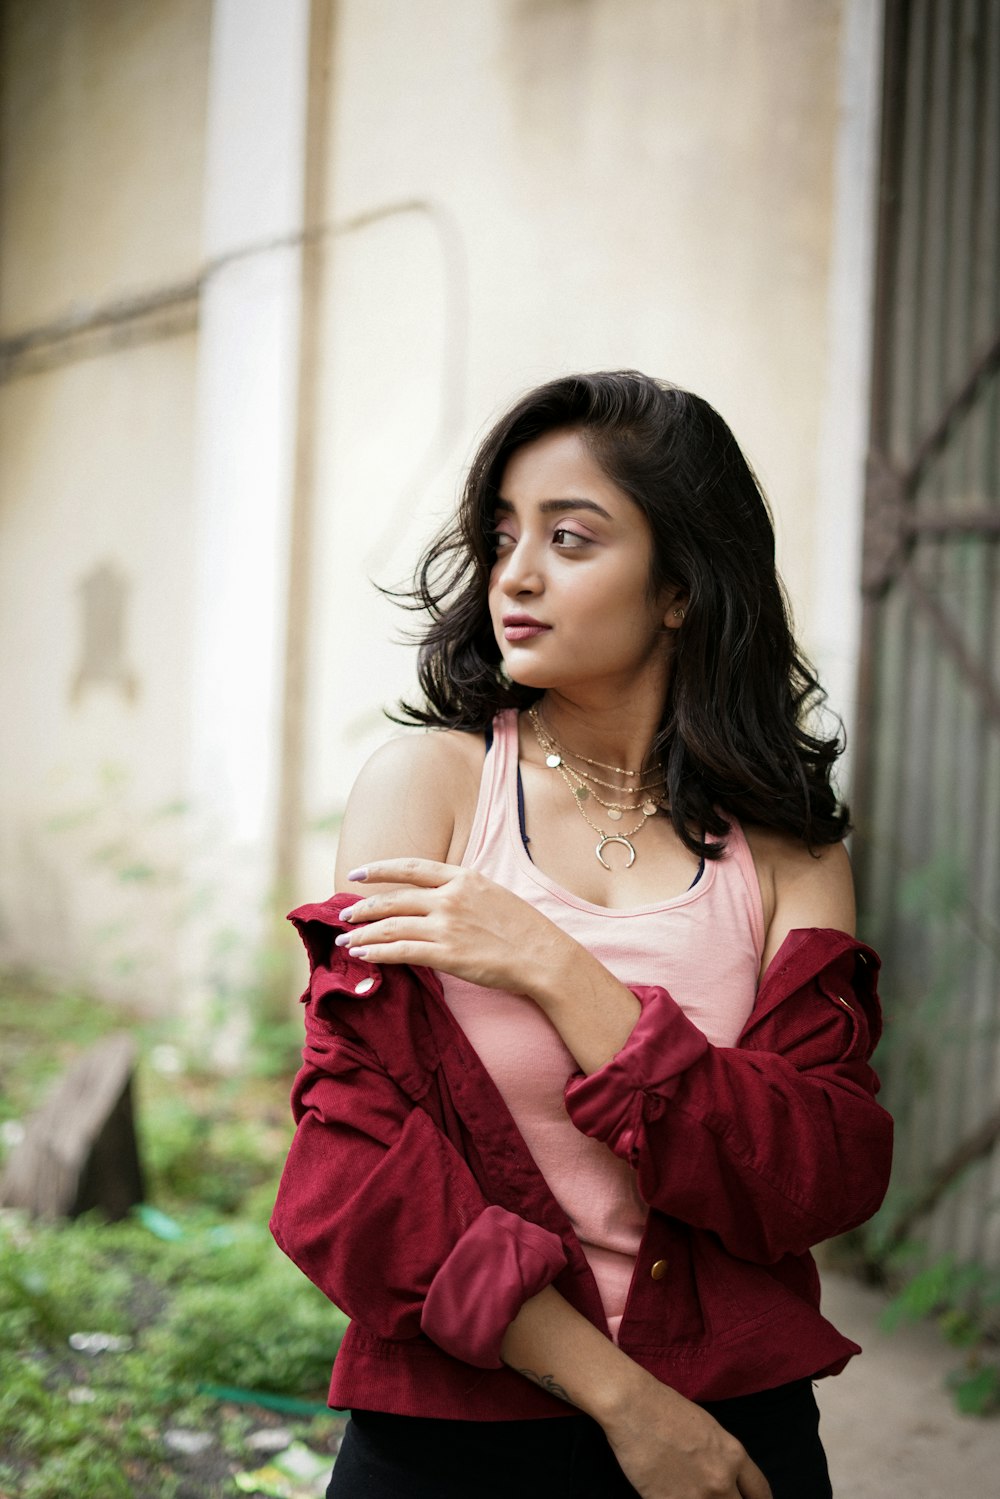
[816,1270,999,1498]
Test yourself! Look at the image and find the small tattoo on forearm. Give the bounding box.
[513,1367,574,1405]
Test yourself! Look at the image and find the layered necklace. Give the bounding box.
[527,705,667,870]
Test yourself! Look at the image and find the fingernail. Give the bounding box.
[340,904,359,922]
[348,947,369,960]
[347,867,368,882]
[335,932,353,947]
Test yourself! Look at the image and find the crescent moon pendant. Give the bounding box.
[596,834,637,870]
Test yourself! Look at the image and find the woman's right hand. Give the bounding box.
[600,1366,772,1499]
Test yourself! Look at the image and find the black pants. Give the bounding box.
[326,1378,833,1499]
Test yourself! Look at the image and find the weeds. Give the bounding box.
[0,975,346,1498]
[874,1242,1000,1415]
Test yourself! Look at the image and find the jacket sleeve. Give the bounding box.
[270,1020,567,1369]
[563,942,893,1264]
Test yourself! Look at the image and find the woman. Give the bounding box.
[271,372,893,1499]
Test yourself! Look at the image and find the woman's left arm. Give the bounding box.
[340,844,892,1263]
[749,832,856,976]
[562,837,892,1262]
[563,938,892,1262]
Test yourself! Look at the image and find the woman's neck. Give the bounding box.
[532,690,666,774]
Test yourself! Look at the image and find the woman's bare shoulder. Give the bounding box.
[349,727,484,792]
[742,825,855,971]
[334,729,485,888]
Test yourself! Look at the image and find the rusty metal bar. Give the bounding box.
[860,328,1000,592]
[906,329,1000,493]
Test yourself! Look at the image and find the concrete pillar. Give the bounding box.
[183,0,312,1053]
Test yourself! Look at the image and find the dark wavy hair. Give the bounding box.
[393,370,849,857]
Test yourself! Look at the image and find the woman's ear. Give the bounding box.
[663,590,689,630]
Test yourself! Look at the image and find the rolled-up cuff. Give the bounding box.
[420,1205,568,1368]
[563,985,709,1161]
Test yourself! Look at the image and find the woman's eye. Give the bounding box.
[552,527,589,548]
[490,530,516,553]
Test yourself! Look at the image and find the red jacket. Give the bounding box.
[270,895,892,1420]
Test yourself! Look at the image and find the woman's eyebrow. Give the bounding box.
[493,497,613,520]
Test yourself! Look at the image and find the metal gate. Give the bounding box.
[854,0,1000,1273]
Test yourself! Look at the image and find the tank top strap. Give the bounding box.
[716,813,766,958]
[461,710,522,868]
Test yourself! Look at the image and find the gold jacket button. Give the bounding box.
[650,1259,668,1281]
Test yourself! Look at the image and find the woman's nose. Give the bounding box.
[497,539,543,596]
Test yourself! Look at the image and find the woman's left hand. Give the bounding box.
[336,858,574,995]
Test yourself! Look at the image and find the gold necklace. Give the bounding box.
[554,759,666,796]
[530,707,666,808]
[554,755,665,803]
[528,707,664,869]
[557,759,662,818]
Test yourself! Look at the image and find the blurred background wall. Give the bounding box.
[0,0,881,1028]
[1,0,211,1016]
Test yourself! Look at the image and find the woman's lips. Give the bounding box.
[503,622,551,641]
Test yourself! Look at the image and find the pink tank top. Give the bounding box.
[438,710,766,1340]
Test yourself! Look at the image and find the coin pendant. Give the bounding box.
[607,806,623,821]
[546,753,561,768]
[574,786,589,802]
[642,800,658,816]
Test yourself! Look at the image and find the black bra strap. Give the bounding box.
[515,767,532,858]
[482,723,531,857]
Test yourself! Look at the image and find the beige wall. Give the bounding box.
[0,0,209,332]
[0,0,211,998]
[0,335,201,997]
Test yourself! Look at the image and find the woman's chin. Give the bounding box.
[502,660,551,690]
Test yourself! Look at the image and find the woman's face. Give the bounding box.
[488,428,679,695]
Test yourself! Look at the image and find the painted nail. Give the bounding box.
[347,867,368,882]
[340,904,360,922]
[334,932,353,947]
[348,947,369,960]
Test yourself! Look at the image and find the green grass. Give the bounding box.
[0,973,347,1499]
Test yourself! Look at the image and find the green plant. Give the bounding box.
[0,974,345,1497]
[0,1355,179,1499]
[0,1211,346,1497]
[870,1241,1000,1415]
[0,1216,140,1345]
[146,1228,348,1395]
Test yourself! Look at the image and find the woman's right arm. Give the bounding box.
[334,730,482,891]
